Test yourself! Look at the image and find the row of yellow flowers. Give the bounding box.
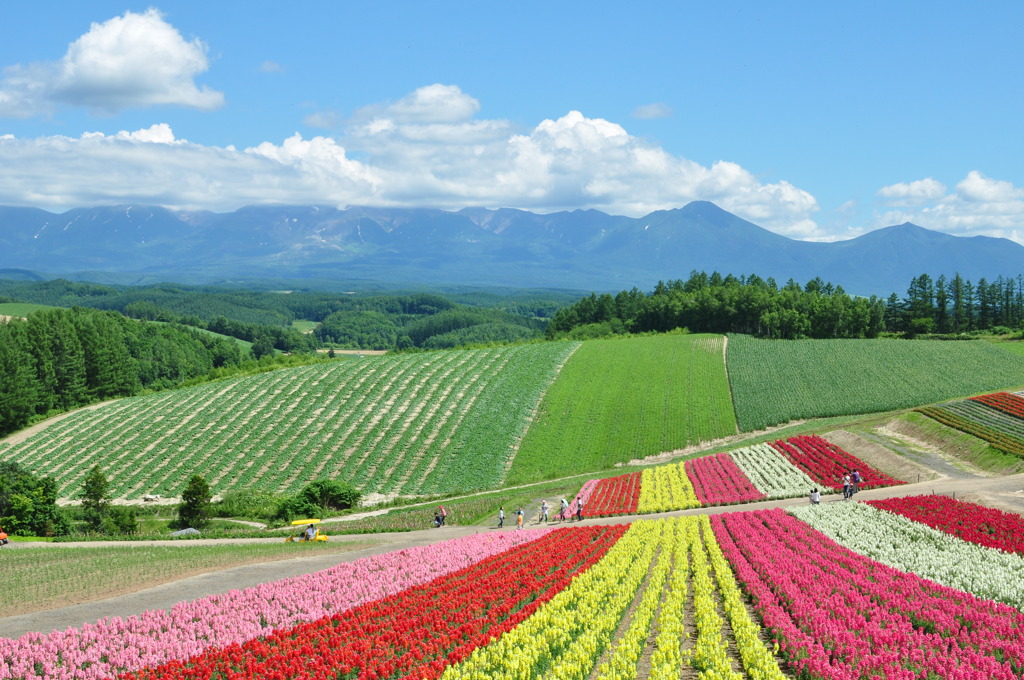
[440,517,785,680]
[636,462,701,513]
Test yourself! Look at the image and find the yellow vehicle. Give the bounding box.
[286,518,328,542]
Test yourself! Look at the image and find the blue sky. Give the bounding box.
[0,2,1021,242]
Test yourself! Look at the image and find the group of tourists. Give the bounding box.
[842,469,862,499]
[809,469,863,504]
[497,496,584,529]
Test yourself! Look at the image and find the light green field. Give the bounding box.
[291,320,319,334]
[0,540,374,618]
[727,335,1024,431]
[0,342,577,499]
[506,333,737,484]
[0,302,62,317]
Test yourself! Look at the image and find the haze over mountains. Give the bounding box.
[1,200,1022,296]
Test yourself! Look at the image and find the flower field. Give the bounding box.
[0,342,578,498]
[727,334,1024,430]
[7,495,1024,680]
[573,435,900,517]
[866,494,1024,556]
[769,434,903,490]
[715,508,1024,679]
[917,391,1024,457]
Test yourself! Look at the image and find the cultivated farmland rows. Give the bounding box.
[941,400,1024,439]
[727,334,1024,431]
[0,342,579,499]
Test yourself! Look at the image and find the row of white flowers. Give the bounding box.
[790,501,1024,610]
[730,443,819,499]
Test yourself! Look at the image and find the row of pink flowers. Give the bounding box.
[712,508,1024,679]
[124,526,626,680]
[867,494,1024,556]
[770,434,903,490]
[0,529,552,680]
[685,452,765,505]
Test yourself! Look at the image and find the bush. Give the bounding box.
[101,506,139,535]
[274,479,361,522]
[212,489,279,520]
[0,461,70,536]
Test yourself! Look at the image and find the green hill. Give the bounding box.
[0,342,578,499]
[9,331,1024,502]
[506,333,736,483]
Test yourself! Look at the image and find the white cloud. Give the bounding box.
[955,170,1023,203]
[259,61,284,74]
[877,177,946,206]
[871,171,1024,244]
[0,84,827,238]
[0,9,223,116]
[632,103,672,119]
[369,84,481,124]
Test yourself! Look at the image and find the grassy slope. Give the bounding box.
[727,335,1024,431]
[505,333,736,484]
[0,342,577,500]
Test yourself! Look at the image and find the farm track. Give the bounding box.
[4,471,1023,641]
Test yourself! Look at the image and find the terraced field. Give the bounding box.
[727,335,1024,430]
[506,333,736,484]
[0,342,578,499]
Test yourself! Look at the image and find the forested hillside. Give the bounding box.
[0,307,249,436]
[0,279,561,351]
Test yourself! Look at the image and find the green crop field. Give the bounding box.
[0,302,62,317]
[0,341,578,500]
[727,335,1024,431]
[506,333,737,484]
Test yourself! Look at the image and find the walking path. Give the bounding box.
[3,471,1023,640]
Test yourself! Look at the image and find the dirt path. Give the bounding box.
[5,470,1024,641]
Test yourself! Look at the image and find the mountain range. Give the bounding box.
[1,200,1022,296]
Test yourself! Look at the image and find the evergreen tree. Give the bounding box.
[80,464,111,531]
[0,321,41,436]
[177,475,212,530]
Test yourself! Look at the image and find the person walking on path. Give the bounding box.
[438,505,447,526]
[559,498,569,522]
[539,500,549,523]
[515,507,524,530]
[575,496,584,522]
[809,488,820,505]
[842,473,852,500]
[498,506,505,528]
[851,470,861,495]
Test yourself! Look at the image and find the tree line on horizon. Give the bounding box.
[547,271,1024,340]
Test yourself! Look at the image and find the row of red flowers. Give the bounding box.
[685,452,764,505]
[867,494,1024,557]
[770,434,902,490]
[970,391,1024,420]
[712,508,1024,679]
[585,471,642,516]
[124,525,626,680]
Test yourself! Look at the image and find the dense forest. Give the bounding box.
[0,280,562,351]
[0,307,252,437]
[547,271,1024,340]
